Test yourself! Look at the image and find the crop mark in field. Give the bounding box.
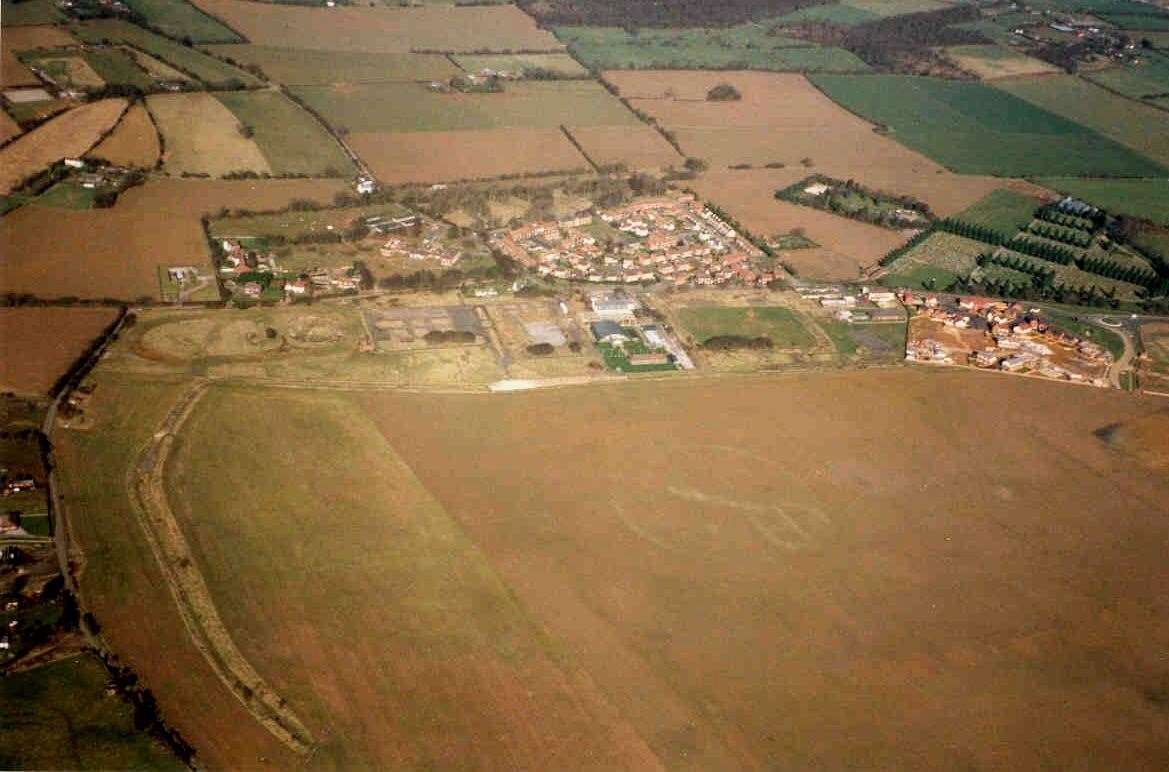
[126,380,316,756]
[666,485,831,550]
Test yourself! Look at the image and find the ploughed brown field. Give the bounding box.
[86,102,161,168]
[350,128,589,184]
[0,307,119,394]
[609,71,1051,227]
[66,367,1169,768]
[0,178,346,300]
[0,98,127,194]
[568,124,682,170]
[191,0,560,53]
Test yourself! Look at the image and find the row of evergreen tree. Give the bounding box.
[976,251,1055,282]
[1024,221,1093,248]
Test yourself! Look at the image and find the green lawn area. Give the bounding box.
[82,48,155,90]
[993,75,1169,170]
[821,319,907,357]
[123,0,242,43]
[0,655,181,770]
[554,25,869,72]
[36,180,98,209]
[1035,178,1169,226]
[215,91,355,177]
[201,45,459,86]
[596,338,678,372]
[1085,54,1169,103]
[954,189,1043,232]
[74,20,259,87]
[810,74,1166,177]
[677,306,815,348]
[291,80,638,134]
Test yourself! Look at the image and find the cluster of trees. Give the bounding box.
[933,218,1012,246]
[526,342,555,356]
[786,6,986,70]
[1024,221,1093,248]
[702,334,774,350]
[376,268,471,293]
[424,329,476,344]
[949,274,1123,308]
[781,177,932,230]
[518,0,821,27]
[976,251,1055,283]
[1078,255,1160,288]
[1008,235,1079,266]
[1036,208,1097,231]
[706,83,742,101]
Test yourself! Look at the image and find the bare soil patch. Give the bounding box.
[86,102,161,167]
[0,98,127,194]
[2,48,43,88]
[350,127,588,184]
[0,178,346,300]
[0,111,22,144]
[191,0,560,53]
[148,92,270,176]
[0,307,118,394]
[567,124,681,170]
[2,24,75,51]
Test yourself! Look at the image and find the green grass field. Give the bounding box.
[1033,178,1169,225]
[994,75,1169,170]
[0,655,181,770]
[0,0,61,24]
[74,20,260,87]
[291,80,639,134]
[1085,53,1169,103]
[202,45,459,85]
[36,180,98,209]
[454,52,589,78]
[954,189,1043,232]
[1040,307,1126,358]
[82,49,156,90]
[811,74,1165,177]
[821,318,906,357]
[123,0,242,43]
[215,91,355,177]
[554,25,869,72]
[677,306,815,348]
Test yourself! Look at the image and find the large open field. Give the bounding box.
[567,124,682,169]
[0,654,182,770]
[994,74,1169,170]
[148,92,270,176]
[191,0,561,52]
[0,98,127,194]
[350,127,588,184]
[123,0,241,43]
[201,45,458,85]
[0,111,22,144]
[1085,54,1169,104]
[1,24,75,87]
[86,102,161,168]
[0,307,119,395]
[74,20,260,87]
[215,90,354,177]
[60,365,1169,767]
[604,68,1048,217]
[555,25,869,72]
[292,80,638,134]
[811,73,1166,177]
[0,178,346,300]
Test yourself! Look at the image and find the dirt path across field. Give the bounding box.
[126,379,317,757]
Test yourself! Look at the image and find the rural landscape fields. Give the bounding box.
[5,0,1169,767]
